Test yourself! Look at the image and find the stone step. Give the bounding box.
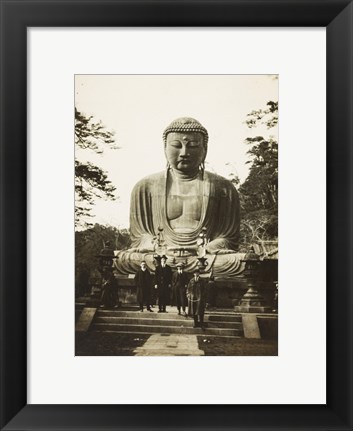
[95,316,243,329]
[93,323,243,336]
[93,329,242,339]
[207,314,242,323]
[97,309,242,322]
[98,309,188,320]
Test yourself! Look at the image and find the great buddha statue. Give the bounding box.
[114,117,245,277]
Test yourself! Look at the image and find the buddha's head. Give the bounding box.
[163,117,208,175]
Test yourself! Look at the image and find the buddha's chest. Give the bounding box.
[166,179,203,232]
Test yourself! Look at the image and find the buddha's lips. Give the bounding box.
[178,159,191,165]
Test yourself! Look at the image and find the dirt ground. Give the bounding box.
[197,336,277,356]
[75,332,150,356]
[76,332,277,356]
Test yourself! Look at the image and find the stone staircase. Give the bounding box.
[91,307,243,338]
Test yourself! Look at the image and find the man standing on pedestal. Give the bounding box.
[134,261,153,312]
[154,255,172,313]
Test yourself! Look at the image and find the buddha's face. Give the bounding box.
[165,132,206,174]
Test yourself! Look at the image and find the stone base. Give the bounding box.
[257,315,278,339]
[75,307,97,332]
[234,305,272,313]
[114,275,276,308]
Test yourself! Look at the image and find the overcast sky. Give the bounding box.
[75,75,278,228]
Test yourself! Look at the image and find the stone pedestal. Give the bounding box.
[234,280,272,313]
[233,250,274,313]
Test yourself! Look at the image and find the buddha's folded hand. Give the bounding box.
[206,238,237,254]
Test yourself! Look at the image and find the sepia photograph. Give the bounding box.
[75,74,278,356]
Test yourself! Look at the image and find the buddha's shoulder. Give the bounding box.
[132,171,165,191]
[205,171,234,188]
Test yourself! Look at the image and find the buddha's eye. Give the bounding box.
[188,141,201,147]
[170,141,182,148]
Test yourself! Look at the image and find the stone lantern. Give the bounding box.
[196,227,209,272]
[234,247,271,313]
[88,242,116,304]
[154,226,167,256]
[97,241,115,273]
[196,256,208,272]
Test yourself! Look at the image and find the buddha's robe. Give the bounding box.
[129,170,240,253]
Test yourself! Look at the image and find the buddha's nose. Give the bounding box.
[180,145,189,157]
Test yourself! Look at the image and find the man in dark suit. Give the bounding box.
[154,255,172,313]
[171,263,189,316]
[134,261,153,312]
[187,268,207,328]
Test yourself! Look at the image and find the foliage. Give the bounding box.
[225,162,241,187]
[75,224,131,296]
[75,108,118,227]
[239,101,278,244]
[240,210,278,244]
[245,101,278,129]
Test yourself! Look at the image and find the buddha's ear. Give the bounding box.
[164,147,169,169]
[201,137,207,167]
[201,136,208,161]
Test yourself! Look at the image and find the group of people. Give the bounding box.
[134,256,207,329]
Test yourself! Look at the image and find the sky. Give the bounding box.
[75,75,278,229]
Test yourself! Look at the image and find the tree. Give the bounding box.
[238,101,278,244]
[245,100,278,129]
[75,224,131,296]
[75,108,118,227]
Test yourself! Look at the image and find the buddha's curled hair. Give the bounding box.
[163,117,209,152]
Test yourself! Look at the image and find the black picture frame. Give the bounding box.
[1,1,352,430]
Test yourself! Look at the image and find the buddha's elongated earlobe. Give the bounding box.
[199,162,205,178]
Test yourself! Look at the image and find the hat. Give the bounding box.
[160,255,168,260]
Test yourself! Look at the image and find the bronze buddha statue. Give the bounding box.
[114,117,245,277]
[130,117,240,254]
